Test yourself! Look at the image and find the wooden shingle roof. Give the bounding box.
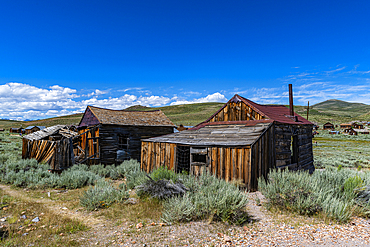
[143,122,272,146]
[79,106,175,128]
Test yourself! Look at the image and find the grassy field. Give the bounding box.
[1,97,370,129]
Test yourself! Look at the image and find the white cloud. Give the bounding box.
[0,83,176,120]
[170,92,227,105]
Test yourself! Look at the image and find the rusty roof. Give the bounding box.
[202,94,312,126]
[143,122,272,146]
[80,106,175,127]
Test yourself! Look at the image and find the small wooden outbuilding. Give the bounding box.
[22,125,78,170]
[24,126,46,134]
[10,127,24,133]
[323,122,334,130]
[353,123,364,129]
[141,94,314,191]
[340,123,352,129]
[77,106,175,165]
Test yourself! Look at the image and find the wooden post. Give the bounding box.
[289,84,294,116]
[307,101,309,120]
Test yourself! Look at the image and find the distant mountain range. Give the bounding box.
[1,99,370,129]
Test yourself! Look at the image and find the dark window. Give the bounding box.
[190,147,208,165]
[118,134,129,150]
[290,135,298,164]
[192,153,207,163]
[176,145,190,173]
[117,134,130,161]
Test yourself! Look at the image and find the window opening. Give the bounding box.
[190,147,208,166]
[290,135,298,164]
[117,134,130,161]
[176,145,190,173]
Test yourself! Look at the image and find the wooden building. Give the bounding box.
[323,122,334,130]
[9,127,24,133]
[353,123,364,129]
[141,94,314,191]
[340,123,352,129]
[22,125,79,170]
[77,106,175,165]
[24,126,46,135]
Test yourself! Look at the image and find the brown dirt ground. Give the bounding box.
[1,184,370,246]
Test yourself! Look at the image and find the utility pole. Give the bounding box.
[306,101,309,120]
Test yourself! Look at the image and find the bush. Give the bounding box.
[136,175,188,199]
[258,168,370,222]
[150,166,178,182]
[57,169,100,189]
[161,173,249,225]
[80,180,129,211]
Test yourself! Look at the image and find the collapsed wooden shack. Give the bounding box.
[141,94,314,191]
[77,106,175,165]
[22,125,78,170]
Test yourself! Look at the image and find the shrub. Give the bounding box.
[57,169,100,189]
[161,173,249,225]
[80,180,129,210]
[150,166,178,182]
[343,175,363,199]
[258,168,370,222]
[136,175,188,199]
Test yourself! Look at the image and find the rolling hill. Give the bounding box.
[2,99,370,130]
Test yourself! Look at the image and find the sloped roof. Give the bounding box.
[79,106,175,128]
[202,94,312,125]
[143,122,272,146]
[25,126,46,130]
[23,125,66,140]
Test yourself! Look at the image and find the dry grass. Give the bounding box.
[95,197,163,225]
[0,188,88,246]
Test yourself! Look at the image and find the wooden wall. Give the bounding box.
[77,127,100,165]
[141,141,266,191]
[22,138,74,170]
[208,101,265,122]
[98,125,174,165]
[250,125,275,190]
[141,141,177,172]
[274,124,314,172]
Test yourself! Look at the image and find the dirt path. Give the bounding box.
[2,185,370,246]
[0,184,104,228]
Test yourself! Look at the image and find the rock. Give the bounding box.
[61,207,68,210]
[136,223,143,229]
[223,235,232,242]
[31,217,40,223]
[22,233,28,236]
[0,218,6,222]
[125,198,138,204]
[21,215,27,219]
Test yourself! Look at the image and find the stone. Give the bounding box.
[31,217,40,223]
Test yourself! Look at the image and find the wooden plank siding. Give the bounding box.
[141,142,257,190]
[208,102,265,122]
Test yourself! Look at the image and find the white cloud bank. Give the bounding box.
[170,92,227,105]
[0,82,227,120]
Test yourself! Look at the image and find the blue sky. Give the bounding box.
[1,1,370,120]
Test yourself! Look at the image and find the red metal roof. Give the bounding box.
[201,94,312,126]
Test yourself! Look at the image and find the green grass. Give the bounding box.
[313,131,370,168]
